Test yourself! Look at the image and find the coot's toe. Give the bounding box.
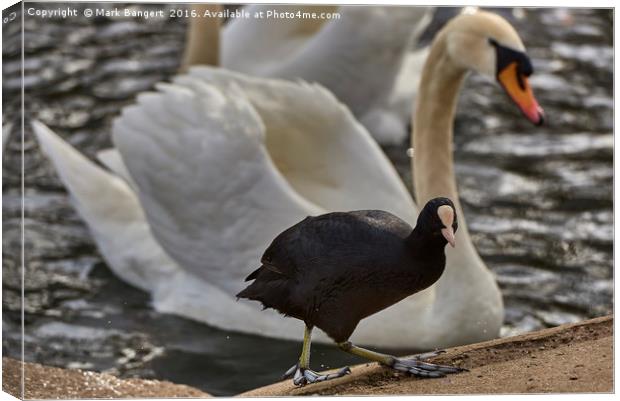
[285,364,351,386]
[390,357,467,378]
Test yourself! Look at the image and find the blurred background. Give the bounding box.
[2,2,613,396]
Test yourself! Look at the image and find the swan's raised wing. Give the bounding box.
[267,7,433,118]
[32,121,178,292]
[226,6,433,144]
[33,122,327,341]
[389,46,430,124]
[185,67,417,223]
[112,79,321,295]
[359,46,431,145]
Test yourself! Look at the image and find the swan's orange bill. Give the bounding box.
[441,227,456,248]
[498,62,544,126]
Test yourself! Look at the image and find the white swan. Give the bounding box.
[33,74,416,346]
[192,4,434,144]
[34,10,543,349]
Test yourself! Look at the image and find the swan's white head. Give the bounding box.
[444,11,544,125]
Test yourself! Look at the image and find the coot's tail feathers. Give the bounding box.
[236,278,270,302]
[244,266,263,282]
[235,286,253,300]
[237,269,301,319]
[244,262,292,282]
[238,265,270,298]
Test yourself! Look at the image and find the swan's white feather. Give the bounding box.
[31,121,177,292]
[184,67,417,221]
[32,121,332,343]
[267,7,432,124]
[389,46,431,123]
[221,6,433,145]
[112,78,322,294]
[222,4,334,76]
[96,148,136,189]
[357,46,430,145]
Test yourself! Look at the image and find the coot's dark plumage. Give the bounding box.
[238,197,465,385]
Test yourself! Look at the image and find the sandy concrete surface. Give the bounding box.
[241,315,613,396]
[2,316,612,398]
[2,357,211,399]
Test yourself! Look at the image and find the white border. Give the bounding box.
[0,1,616,401]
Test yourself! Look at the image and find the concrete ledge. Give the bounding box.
[2,316,612,398]
[2,357,211,399]
[240,315,613,396]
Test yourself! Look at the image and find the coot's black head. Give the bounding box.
[416,197,458,248]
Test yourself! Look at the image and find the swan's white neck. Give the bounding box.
[180,4,222,72]
[413,30,470,238]
[411,29,501,321]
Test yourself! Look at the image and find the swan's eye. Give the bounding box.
[489,38,543,126]
[488,38,533,78]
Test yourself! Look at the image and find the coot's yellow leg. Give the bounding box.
[337,341,466,378]
[282,325,351,386]
[299,324,312,368]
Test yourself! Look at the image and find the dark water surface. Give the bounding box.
[2,4,613,396]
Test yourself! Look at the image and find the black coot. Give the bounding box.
[237,197,465,385]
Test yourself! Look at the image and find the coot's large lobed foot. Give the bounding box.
[283,363,351,386]
[388,357,467,378]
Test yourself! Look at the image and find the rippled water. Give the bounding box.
[2,4,613,396]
